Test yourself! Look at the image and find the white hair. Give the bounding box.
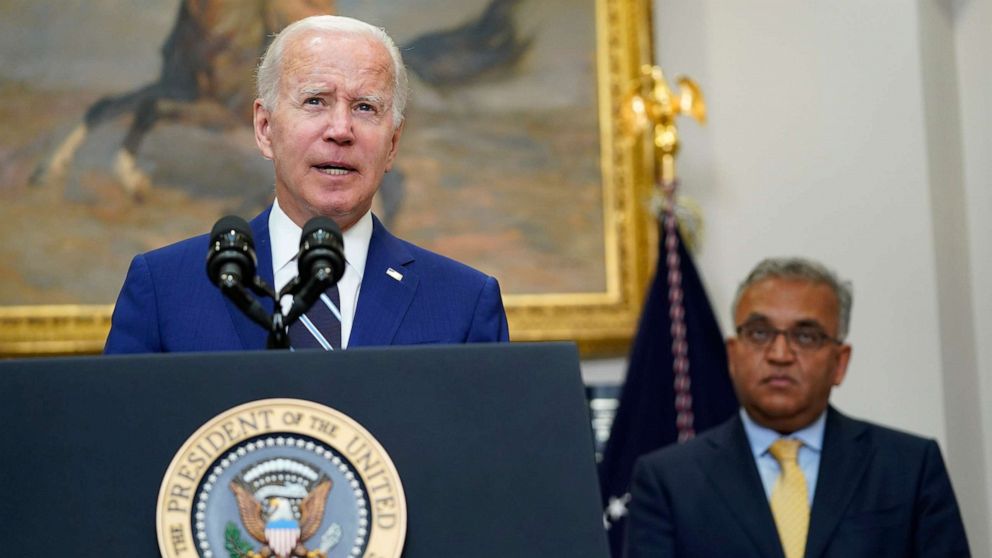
[256,15,409,128]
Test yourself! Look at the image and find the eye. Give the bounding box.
[355,102,377,113]
[744,324,775,343]
[791,327,825,348]
[304,97,322,106]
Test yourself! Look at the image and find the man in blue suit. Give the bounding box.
[624,258,969,558]
[105,15,508,353]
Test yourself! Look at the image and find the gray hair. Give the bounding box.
[256,15,409,128]
[732,257,853,340]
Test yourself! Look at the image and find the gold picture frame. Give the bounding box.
[0,0,656,358]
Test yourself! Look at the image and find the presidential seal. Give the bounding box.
[157,399,406,558]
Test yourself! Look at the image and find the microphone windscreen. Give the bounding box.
[300,216,342,245]
[211,215,253,244]
[206,215,257,287]
[298,216,345,285]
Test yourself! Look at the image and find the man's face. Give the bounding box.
[254,31,403,230]
[727,277,851,433]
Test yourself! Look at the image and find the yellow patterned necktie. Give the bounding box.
[769,439,809,558]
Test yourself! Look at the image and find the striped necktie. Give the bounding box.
[288,285,341,350]
[769,438,809,558]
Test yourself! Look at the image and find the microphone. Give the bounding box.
[206,216,256,288]
[298,217,346,286]
[206,215,270,329]
[283,217,345,324]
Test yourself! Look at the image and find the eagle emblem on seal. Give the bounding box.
[229,460,334,558]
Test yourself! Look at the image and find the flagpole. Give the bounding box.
[602,37,739,558]
[621,65,708,441]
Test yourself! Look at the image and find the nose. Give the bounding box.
[764,330,797,363]
[323,104,355,145]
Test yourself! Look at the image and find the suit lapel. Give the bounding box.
[349,215,417,347]
[699,417,786,558]
[224,207,274,350]
[804,407,872,558]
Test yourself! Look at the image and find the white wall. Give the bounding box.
[952,0,992,549]
[643,0,991,552]
[951,0,992,556]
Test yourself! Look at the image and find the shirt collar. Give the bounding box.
[269,198,373,280]
[270,198,301,276]
[342,210,371,281]
[740,407,827,459]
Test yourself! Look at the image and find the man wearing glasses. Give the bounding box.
[624,257,970,558]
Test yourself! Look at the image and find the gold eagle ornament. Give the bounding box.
[230,477,333,558]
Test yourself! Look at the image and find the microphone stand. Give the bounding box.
[216,273,292,350]
[216,275,269,329]
[256,277,292,350]
[269,312,289,350]
[274,266,335,350]
[217,269,337,350]
[210,216,343,350]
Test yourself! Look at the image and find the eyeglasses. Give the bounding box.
[735,322,842,351]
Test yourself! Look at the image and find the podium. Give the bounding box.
[0,343,609,557]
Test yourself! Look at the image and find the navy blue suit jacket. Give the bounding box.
[105,207,509,352]
[624,407,970,558]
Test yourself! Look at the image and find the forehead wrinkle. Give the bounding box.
[348,43,395,96]
[292,64,392,96]
[352,66,394,101]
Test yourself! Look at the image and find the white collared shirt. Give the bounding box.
[269,199,372,348]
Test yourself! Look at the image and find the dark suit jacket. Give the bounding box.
[624,407,970,558]
[104,207,509,352]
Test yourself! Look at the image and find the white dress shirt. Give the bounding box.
[269,199,372,348]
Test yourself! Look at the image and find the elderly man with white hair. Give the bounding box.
[106,15,509,353]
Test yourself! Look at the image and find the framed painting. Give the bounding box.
[0,0,656,356]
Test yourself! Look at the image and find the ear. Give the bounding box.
[384,120,405,172]
[831,344,852,387]
[253,99,274,160]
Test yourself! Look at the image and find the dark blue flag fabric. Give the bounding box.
[598,222,739,557]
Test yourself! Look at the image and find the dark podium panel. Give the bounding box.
[0,343,609,557]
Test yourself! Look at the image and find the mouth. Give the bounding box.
[313,162,356,176]
[761,374,797,387]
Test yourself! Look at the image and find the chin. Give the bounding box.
[310,188,367,209]
[754,399,803,419]
[303,196,352,216]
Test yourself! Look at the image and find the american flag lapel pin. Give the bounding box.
[386,267,404,282]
